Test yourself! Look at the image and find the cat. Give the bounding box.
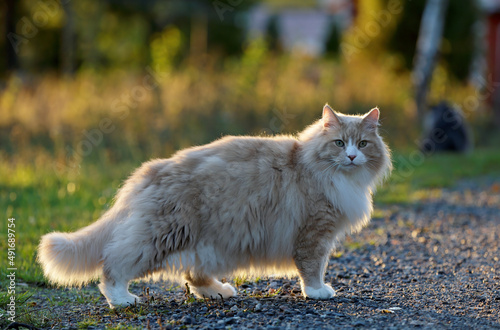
[38,104,392,308]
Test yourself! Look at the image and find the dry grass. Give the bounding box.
[1,45,485,168]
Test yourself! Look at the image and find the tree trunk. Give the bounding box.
[61,0,76,76]
[4,0,18,72]
[413,0,449,124]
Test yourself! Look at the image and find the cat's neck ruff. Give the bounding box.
[321,168,374,235]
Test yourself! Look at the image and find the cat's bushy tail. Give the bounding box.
[37,213,115,287]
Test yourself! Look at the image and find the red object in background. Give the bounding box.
[480,0,500,125]
[487,12,500,105]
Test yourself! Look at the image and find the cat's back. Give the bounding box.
[181,135,295,159]
[124,135,300,190]
[122,135,304,206]
[171,135,300,174]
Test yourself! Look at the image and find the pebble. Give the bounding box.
[180,315,194,324]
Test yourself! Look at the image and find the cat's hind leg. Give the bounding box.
[184,272,237,299]
[98,236,155,308]
[98,255,144,308]
[98,277,140,308]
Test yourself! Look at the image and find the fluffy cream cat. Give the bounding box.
[38,104,391,308]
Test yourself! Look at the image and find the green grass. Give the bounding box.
[105,325,143,330]
[0,158,140,285]
[375,148,500,204]
[0,148,499,308]
[78,317,99,329]
[0,289,51,328]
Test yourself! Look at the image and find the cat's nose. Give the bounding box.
[348,155,356,161]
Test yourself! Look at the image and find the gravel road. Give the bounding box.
[18,177,500,329]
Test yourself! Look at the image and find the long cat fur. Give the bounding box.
[38,104,391,308]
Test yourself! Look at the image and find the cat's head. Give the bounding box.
[299,104,392,184]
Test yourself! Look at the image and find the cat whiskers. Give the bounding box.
[364,157,379,172]
[322,160,341,176]
[333,163,342,175]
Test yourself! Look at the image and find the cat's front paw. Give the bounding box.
[304,284,336,299]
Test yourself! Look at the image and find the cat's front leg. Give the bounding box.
[294,253,336,299]
[293,222,336,300]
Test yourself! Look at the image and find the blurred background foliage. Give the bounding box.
[0,0,496,167]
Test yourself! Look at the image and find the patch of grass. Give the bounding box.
[0,290,32,312]
[15,307,53,329]
[332,251,343,258]
[344,240,365,251]
[264,287,282,298]
[376,148,500,204]
[0,159,137,287]
[44,290,79,307]
[165,284,181,292]
[372,208,390,219]
[0,291,10,309]
[121,305,150,317]
[0,289,52,329]
[75,291,101,305]
[78,317,99,329]
[233,275,252,288]
[183,295,197,304]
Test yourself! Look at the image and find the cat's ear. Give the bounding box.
[362,107,380,130]
[323,104,341,128]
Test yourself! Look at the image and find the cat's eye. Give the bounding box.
[334,140,345,147]
[358,140,368,148]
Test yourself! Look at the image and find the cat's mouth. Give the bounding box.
[343,162,358,169]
